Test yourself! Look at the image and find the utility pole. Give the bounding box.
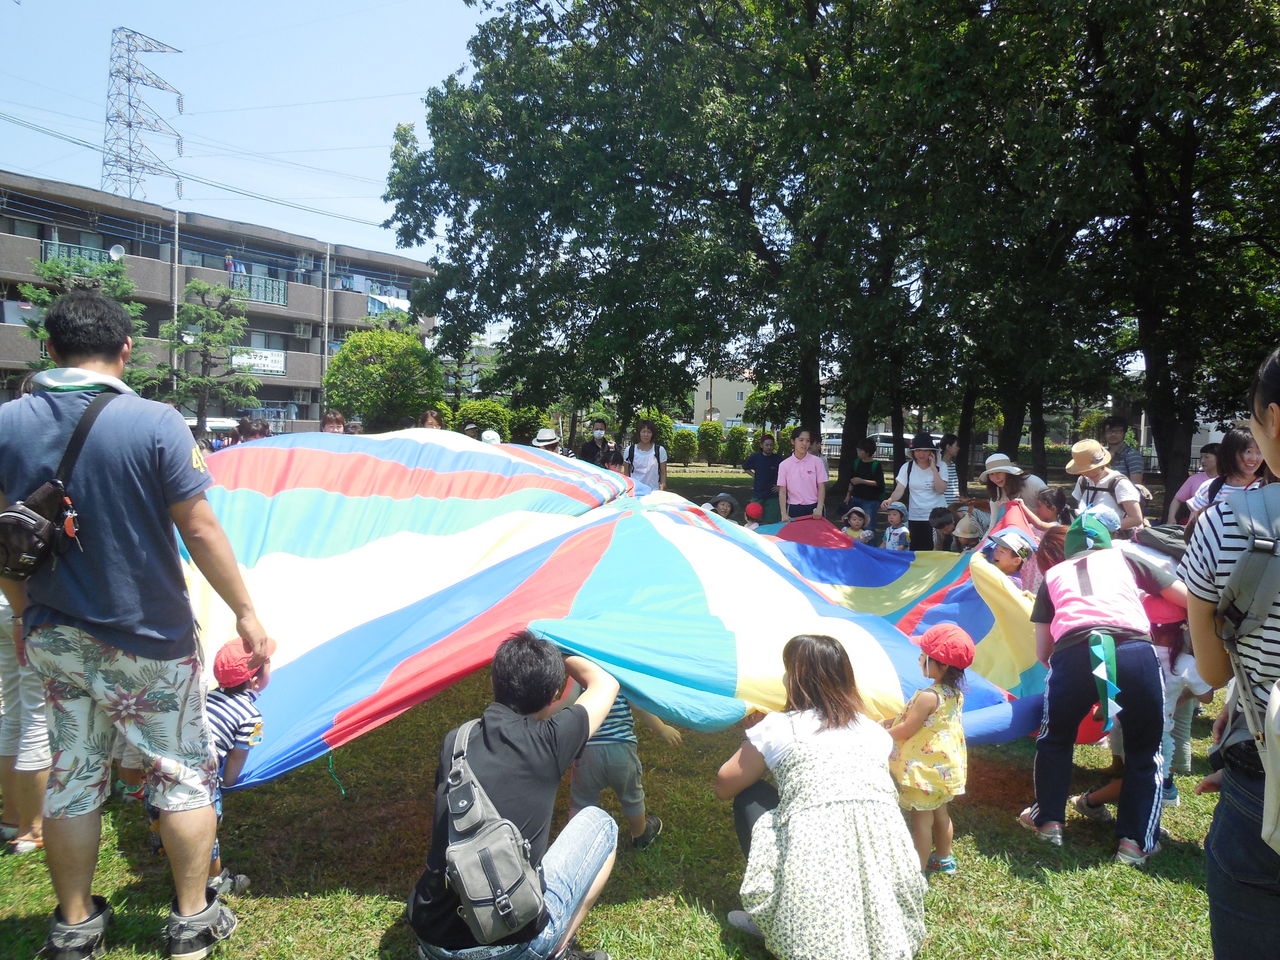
[101,26,184,199]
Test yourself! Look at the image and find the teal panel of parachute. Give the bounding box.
[536,511,745,729]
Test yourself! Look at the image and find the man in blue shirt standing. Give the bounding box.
[743,433,784,524]
[0,289,271,960]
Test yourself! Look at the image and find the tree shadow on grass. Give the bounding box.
[961,740,1207,888]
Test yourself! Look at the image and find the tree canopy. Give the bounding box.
[385,0,1280,488]
[324,329,445,432]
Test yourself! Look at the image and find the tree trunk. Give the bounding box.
[997,392,1026,459]
[567,410,579,452]
[890,400,907,475]
[1029,387,1048,479]
[798,336,822,433]
[956,384,978,488]
[838,385,873,497]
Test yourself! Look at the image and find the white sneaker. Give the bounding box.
[727,910,763,938]
[1017,807,1063,846]
[1115,838,1161,867]
[1071,793,1115,823]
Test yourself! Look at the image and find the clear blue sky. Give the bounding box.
[0,0,483,258]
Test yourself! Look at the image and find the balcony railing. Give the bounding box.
[230,273,288,306]
[41,241,112,265]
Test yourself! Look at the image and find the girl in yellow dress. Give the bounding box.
[885,624,974,874]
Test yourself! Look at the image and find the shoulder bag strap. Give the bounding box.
[55,391,120,487]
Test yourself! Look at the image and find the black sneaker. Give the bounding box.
[166,888,238,960]
[632,813,663,849]
[41,895,113,960]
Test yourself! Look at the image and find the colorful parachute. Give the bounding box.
[186,432,1044,788]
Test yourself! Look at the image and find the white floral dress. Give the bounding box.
[741,711,926,960]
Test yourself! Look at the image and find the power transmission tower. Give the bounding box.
[101,26,184,199]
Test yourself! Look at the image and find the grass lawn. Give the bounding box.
[1,478,1211,957]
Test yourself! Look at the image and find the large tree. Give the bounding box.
[324,328,446,432]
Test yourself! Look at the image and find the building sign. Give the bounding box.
[232,348,286,376]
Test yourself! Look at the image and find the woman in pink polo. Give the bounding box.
[776,429,828,522]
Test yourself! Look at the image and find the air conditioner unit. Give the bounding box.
[291,388,311,404]
[292,322,312,338]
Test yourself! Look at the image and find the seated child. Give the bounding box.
[882,502,911,551]
[930,506,956,551]
[983,529,1036,588]
[743,500,764,530]
[149,637,274,896]
[569,689,682,848]
[953,514,983,551]
[841,505,875,543]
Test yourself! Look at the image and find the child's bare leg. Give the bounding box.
[932,804,954,860]
[1086,777,1123,806]
[909,809,933,870]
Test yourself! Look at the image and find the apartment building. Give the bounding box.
[0,169,431,431]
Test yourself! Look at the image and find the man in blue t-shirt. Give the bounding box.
[0,289,272,960]
[743,433,784,524]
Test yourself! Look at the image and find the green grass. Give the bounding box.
[0,477,1204,956]
[1,667,1217,958]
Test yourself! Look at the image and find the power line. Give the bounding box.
[0,111,385,227]
[182,90,423,116]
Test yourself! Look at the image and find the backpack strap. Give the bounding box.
[56,391,119,487]
[1206,475,1227,506]
[1217,486,1280,645]
[446,719,487,834]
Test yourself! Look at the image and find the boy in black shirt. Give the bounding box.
[409,631,620,960]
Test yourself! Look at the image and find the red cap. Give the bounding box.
[213,637,277,688]
[744,501,764,520]
[917,624,975,670]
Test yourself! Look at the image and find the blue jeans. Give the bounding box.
[1206,769,1280,959]
[416,806,617,960]
[1032,638,1164,850]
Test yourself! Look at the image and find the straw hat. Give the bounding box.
[1064,439,1111,475]
[978,453,1025,482]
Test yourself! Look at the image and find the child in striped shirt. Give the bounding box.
[568,690,682,848]
[147,637,273,897]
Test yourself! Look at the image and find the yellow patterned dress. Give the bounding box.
[889,683,966,811]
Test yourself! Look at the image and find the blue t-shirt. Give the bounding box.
[0,383,212,659]
[743,451,783,500]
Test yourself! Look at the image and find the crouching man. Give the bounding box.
[409,631,619,960]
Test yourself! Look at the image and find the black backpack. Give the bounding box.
[0,391,118,581]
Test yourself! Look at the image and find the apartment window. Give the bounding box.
[0,217,39,238]
[736,391,744,402]
[250,331,287,351]
[705,390,711,400]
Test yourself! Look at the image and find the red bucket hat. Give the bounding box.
[213,637,278,688]
[917,624,975,670]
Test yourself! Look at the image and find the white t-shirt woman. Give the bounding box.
[626,442,667,490]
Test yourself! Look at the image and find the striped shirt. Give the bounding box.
[941,460,960,503]
[1179,499,1280,716]
[587,694,637,745]
[206,688,264,764]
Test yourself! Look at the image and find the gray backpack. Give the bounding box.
[443,720,545,943]
[1213,485,1280,854]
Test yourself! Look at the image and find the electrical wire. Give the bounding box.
[182,90,424,116]
[0,111,385,227]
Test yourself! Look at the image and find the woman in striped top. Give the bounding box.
[1179,344,1280,959]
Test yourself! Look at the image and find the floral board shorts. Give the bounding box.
[25,624,217,819]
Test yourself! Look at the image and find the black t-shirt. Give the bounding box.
[409,702,590,949]
[580,439,607,466]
